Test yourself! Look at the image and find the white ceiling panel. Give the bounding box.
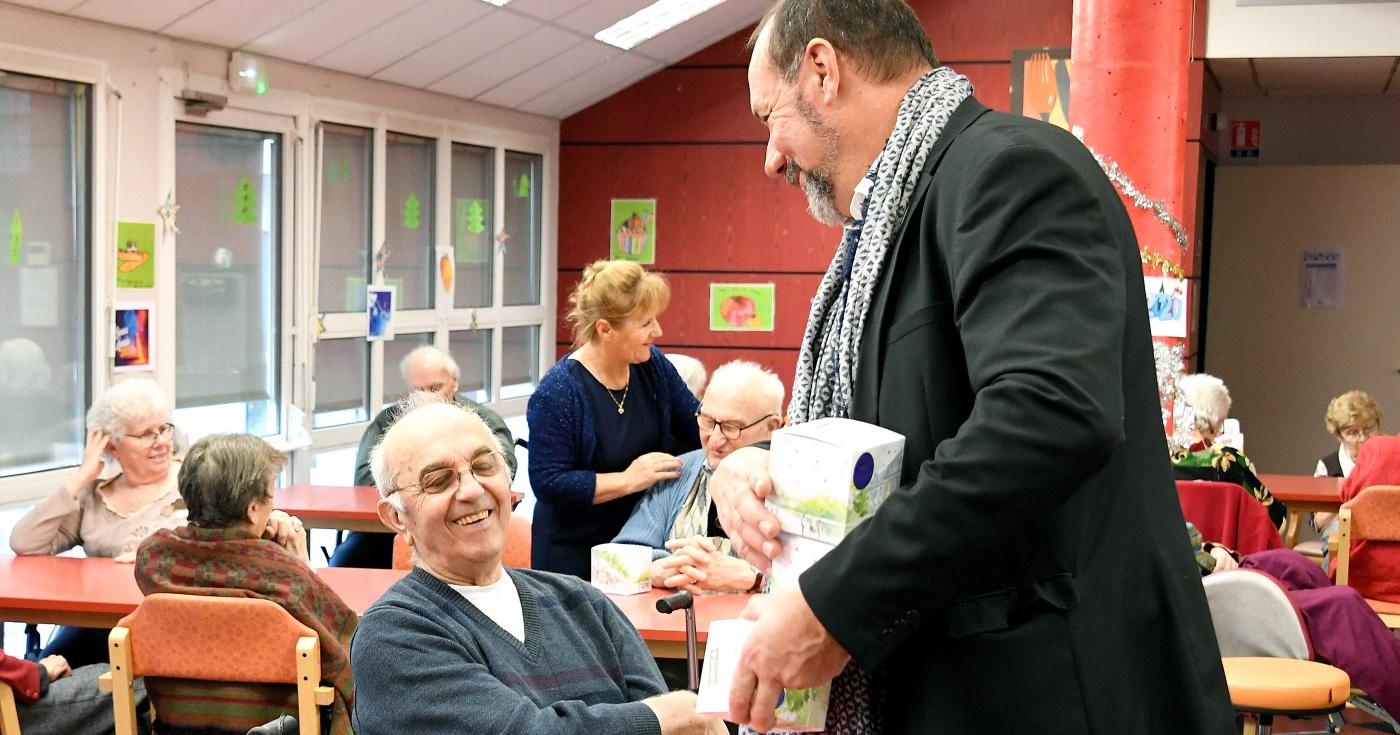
[68,0,209,32]
[428,24,577,99]
[373,9,541,88]
[506,0,592,21]
[243,0,419,64]
[159,0,325,48]
[519,52,662,118]
[310,0,492,77]
[630,0,765,63]
[476,39,617,109]
[3,0,85,12]
[554,0,652,37]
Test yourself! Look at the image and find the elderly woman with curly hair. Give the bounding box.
[1171,373,1288,530]
[135,433,356,735]
[1312,390,1383,534]
[9,378,189,667]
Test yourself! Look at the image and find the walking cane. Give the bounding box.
[656,590,698,691]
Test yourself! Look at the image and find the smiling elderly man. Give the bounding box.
[349,396,722,735]
[613,360,783,594]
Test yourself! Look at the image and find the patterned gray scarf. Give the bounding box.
[788,68,973,425]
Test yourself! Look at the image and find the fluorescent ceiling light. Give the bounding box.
[479,0,512,6]
[595,0,727,51]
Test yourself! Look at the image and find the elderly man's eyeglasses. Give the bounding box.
[123,423,175,446]
[695,403,775,440]
[1341,424,1380,441]
[391,451,506,496]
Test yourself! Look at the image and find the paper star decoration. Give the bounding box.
[157,191,181,234]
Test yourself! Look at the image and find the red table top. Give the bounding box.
[1259,474,1342,504]
[603,588,751,643]
[274,485,381,521]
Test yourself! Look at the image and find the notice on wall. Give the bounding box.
[1229,120,1261,159]
[19,267,58,328]
[1144,276,1188,338]
[1301,250,1343,308]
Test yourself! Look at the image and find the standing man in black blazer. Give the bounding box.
[710,1,1236,732]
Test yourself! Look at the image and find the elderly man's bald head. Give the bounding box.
[401,346,461,401]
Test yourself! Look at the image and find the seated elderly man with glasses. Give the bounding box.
[350,393,722,735]
[613,360,783,594]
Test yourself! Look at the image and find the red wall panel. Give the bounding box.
[561,68,764,144]
[958,63,1012,113]
[553,343,801,402]
[910,0,1074,62]
[676,28,754,66]
[558,144,839,273]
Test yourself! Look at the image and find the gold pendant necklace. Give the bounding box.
[606,382,629,414]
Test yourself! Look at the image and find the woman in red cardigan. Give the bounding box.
[1333,433,1400,603]
[1,651,134,733]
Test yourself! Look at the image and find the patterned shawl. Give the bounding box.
[134,525,357,734]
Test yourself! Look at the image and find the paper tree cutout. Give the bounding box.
[515,173,530,199]
[9,210,21,267]
[403,193,422,230]
[232,176,259,224]
[466,199,486,235]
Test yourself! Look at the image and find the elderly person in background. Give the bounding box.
[135,433,356,735]
[1,650,140,734]
[527,260,701,578]
[9,377,189,667]
[1312,390,1382,533]
[352,397,721,735]
[614,360,783,594]
[665,353,708,399]
[334,344,515,568]
[1171,373,1287,530]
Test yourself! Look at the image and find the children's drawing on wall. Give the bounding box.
[1010,48,1072,131]
[710,283,775,332]
[610,198,656,264]
[115,221,156,289]
[1144,276,1188,338]
[113,303,153,372]
[367,284,397,341]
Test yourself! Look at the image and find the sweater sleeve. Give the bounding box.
[612,453,704,559]
[9,483,85,556]
[466,398,518,478]
[350,605,661,735]
[526,370,599,508]
[354,408,390,488]
[596,592,668,701]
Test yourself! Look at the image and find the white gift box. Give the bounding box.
[697,618,830,732]
[767,532,835,594]
[766,417,905,544]
[589,543,652,595]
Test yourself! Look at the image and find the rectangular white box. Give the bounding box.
[768,532,835,595]
[590,543,652,595]
[766,417,905,544]
[697,618,829,732]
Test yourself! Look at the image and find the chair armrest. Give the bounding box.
[98,671,113,692]
[314,685,334,706]
[1327,531,1339,557]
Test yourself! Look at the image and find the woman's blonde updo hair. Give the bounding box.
[1324,390,1382,438]
[567,260,670,348]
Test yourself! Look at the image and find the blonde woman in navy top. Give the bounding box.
[526,261,701,578]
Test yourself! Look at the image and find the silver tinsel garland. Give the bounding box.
[1153,341,1191,450]
[1089,147,1190,265]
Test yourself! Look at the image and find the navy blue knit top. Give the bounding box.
[525,346,700,578]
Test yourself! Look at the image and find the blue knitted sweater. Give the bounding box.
[350,567,665,735]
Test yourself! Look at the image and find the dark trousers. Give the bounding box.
[40,625,112,669]
[327,531,393,569]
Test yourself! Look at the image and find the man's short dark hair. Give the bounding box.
[748,0,939,83]
[180,433,286,528]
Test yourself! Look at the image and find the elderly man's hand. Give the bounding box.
[709,447,782,570]
[656,536,760,594]
[729,584,851,731]
[39,655,71,682]
[642,690,727,735]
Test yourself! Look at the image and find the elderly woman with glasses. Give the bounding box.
[9,378,191,667]
[526,260,701,578]
[1311,390,1383,535]
[135,433,356,735]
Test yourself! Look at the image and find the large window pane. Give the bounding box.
[448,328,491,403]
[450,143,493,308]
[0,70,90,477]
[384,132,434,310]
[174,122,281,438]
[310,445,358,486]
[503,151,541,306]
[500,325,539,400]
[313,338,368,429]
[382,333,433,404]
[318,123,371,313]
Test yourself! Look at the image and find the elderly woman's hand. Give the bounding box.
[67,428,111,497]
[264,510,309,563]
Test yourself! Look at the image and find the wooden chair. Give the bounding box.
[1334,485,1400,629]
[0,681,20,735]
[97,593,334,735]
[392,514,531,570]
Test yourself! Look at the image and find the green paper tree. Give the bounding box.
[403,193,422,230]
[9,210,21,267]
[465,199,486,235]
[232,176,259,224]
[515,173,530,199]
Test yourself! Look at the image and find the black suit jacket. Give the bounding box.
[799,98,1236,733]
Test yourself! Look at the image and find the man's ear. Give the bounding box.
[377,499,411,545]
[805,38,841,105]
